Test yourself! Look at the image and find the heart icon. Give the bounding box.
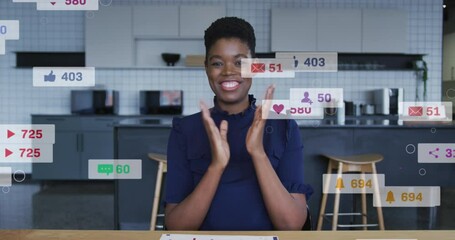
[272,104,284,114]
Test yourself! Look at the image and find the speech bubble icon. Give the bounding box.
[97,164,113,176]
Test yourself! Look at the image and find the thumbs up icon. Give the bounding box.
[44,71,56,82]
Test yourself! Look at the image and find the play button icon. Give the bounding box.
[5,148,12,158]
[7,130,15,139]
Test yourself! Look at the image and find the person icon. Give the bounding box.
[293,56,298,68]
[301,91,313,104]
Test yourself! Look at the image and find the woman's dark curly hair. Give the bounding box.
[204,17,256,60]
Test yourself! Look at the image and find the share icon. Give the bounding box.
[429,148,439,158]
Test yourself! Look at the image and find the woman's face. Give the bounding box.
[205,38,252,107]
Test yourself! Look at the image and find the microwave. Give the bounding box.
[140,90,183,115]
[71,90,119,115]
[374,88,403,115]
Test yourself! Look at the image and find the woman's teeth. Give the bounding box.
[221,81,239,90]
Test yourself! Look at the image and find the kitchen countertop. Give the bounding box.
[1,230,454,240]
[115,116,455,128]
[0,230,455,240]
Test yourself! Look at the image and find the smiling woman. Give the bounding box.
[163,17,313,231]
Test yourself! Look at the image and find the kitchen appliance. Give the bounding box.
[140,90,183,115]
[344,101,354,116]
[374,88,404,115]
[71,90,119,115]
[360,104,375,115]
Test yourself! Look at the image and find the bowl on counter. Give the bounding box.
[161,53,180,66]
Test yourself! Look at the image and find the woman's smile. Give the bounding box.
[220,80,241,91]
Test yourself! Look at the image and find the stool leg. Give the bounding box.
[151,162,164,230]
[361,171,367,230]
[317,160,333,230]
[332,162,343,230]
[372,163,385,230]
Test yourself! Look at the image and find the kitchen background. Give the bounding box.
[0,0,446,172]
[0,0,454,231]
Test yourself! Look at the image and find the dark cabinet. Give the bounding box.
[31,115,121,180]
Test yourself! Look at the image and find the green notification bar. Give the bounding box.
[89,159,141,179]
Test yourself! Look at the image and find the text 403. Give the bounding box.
[19,148,40,158]
[304,58,325,67]
[62,72,82,81]
[65,0,86,5]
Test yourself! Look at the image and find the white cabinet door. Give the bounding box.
[133,6,179,38]
[85,6,133,67]
[179,5,226,38]
[362,9,407,53]
[271,9,317,52]
[317,9,362,52]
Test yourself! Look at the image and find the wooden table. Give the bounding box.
[0,230,454,240]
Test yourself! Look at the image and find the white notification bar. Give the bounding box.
[276,52,338,72]
[0,125,55,144]
[33,67,95,87]
[241,58,295,78]
[0,144,53,163]
[373,186,440,207]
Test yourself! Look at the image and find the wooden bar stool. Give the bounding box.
[148,153,167,231]
[317,154,385,231]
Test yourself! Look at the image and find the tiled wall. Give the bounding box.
[0,0,443,123]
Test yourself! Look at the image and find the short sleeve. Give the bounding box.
[165,117,194,204]
[277,120,313,200]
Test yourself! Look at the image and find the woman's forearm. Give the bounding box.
[250,151,307,230]
[165,164,224,230]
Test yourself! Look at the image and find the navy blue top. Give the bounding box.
[165,95,313,230]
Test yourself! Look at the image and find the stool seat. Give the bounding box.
[148,153,167,163]
[323,154,383,165]
[317,153,385,231]
[148,152,168,230]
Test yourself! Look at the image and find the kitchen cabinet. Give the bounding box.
[85,6,134,67]
[179,5,225,38]
[271,9,317,52]
[271,8,361,52]
[86,5,224,68]
[133,6,179,38]
[362,9,407,53]
[80,132,114,180]
[271,8,407,53]
[36,132,80,179]
[317,9,362,52]
[132,5,224,39]
[31,116,123,180]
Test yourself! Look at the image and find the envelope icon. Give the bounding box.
[251,63,265,73]
[408,106,423,116]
